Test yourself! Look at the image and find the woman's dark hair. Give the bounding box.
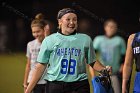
[57,8,76,19]
[104,19,118,27]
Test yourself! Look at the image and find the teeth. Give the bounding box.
[68,26,75,28]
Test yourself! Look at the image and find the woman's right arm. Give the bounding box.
[122,34,135,93]
[23,58,31,91]
[25,63,46,93]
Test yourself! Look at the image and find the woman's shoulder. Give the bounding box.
[93,35,105,42]
[42,33,59,44]
[128,34,135,41]
[27,39,37,46]
[47,33,58,37]
[44,33,58,40]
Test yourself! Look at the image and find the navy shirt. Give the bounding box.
[132,32,140,71]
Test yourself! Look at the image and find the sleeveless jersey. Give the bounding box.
[132,32,140,71]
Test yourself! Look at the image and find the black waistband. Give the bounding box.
[46,79,88,84]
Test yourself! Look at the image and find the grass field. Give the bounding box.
[0,53,26,93]
[0,53,136,93]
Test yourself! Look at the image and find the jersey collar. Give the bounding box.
[58,29,77,36]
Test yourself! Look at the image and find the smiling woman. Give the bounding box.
[57,8,78,35]
[23,13,51,93]
[25,8,108,93]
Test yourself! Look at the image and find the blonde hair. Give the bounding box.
[31,13,47,29]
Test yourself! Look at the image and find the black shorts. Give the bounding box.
[46,79,90,93]
[33,84,46,93]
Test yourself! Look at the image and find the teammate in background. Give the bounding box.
[122,29,140,92]
[93,19,126,93]
[35,13,51,36]
[25,8,111,93]
[23,13,51,93]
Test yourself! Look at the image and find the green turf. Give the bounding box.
[129,63,136,93]
[0,53,136,93]
[0,53,26,93]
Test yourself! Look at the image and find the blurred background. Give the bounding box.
[0,0,140,93]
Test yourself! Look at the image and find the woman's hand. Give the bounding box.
[23,84,28,93]
[105,65,112,74]
[24,89,31,93]
[24,85,32,93]
[24,63,46,93]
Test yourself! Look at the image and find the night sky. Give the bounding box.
[0,0,140,41]
[0,0,140,30]
[1,0,140,21]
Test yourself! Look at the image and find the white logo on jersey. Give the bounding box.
[133,47,140,54]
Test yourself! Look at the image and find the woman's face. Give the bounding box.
[59,13,77,35]
[31,26,45,42]
[104,21,117,37]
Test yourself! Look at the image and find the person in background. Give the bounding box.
[122,17,140,93]
[35,13,51,36]
[93,19,126,93]
[23,13,51,93]
[122,33,140,93]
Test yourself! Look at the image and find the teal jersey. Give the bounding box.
[37,32,96,82]
[93,35,126,73]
